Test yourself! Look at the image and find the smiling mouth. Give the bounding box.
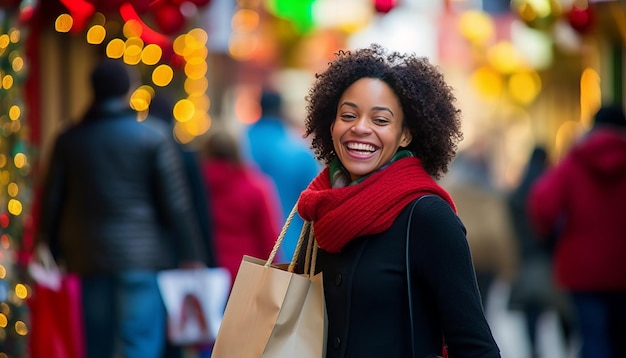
[346,142,378,154]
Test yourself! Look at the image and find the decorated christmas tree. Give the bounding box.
[0,7,32,358]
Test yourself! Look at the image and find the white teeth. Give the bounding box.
[346,142,376,152]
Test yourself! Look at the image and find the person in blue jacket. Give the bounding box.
[242,90,321,259]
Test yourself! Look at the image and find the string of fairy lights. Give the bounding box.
[55,10,213,144]
[0,15,31,356]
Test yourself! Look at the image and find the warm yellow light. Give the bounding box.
[123,19,143,38]
[0,266,5,279]
[8,105,20,121]
[2,75,13,90]
[184,61,207,80]
[152,64,173,87]
[185,48,208,63]
[55,14,73,33]
[0,314,7,328]
[188,94,211,112]
[13,153,26,168]
[7,183,18,197]
[9,28,20,43]
[87,25,106,44]
[14,284,27,300]
[0,155,6,168]
[173,99,195,122]
[188,28,208,46]
[471,66,503,99]
[106,38,126,59]
[123,44,142,65]
[184,77,209,96]
[142,44,162,65]
[0,34,8,49]
[187,112,212,136]
[508,70,541,105]
[11,57,23,72]
[130,87,153,112]
[15,321,28,336]
[173,122,195,144]
[488,42,523,74]
[580,67,601,128]
[125,36,144,49]
[173,34,187,56]
[458,10,495,45]
[8,199,22,216]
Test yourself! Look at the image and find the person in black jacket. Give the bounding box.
[35,58,207,358]
[297,44,501,357]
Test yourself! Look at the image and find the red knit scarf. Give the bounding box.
[297,157,456,253]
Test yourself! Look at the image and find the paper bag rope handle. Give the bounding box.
[265,203,318,277]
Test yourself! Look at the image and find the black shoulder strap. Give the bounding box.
[406,194,447,358]
[406,195,431,358]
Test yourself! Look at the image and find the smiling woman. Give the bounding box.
[331,77,412,182]
[296,44,502,358]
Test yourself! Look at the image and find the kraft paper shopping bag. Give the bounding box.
[211,207,326,358]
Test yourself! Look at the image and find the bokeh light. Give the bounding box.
[106,38,126,59]
[152,64,174,87]
[86,25,106,44]
[129,86,154,112]
[173,99,195,122]
[55,14,73,33]
[141,44,162,65]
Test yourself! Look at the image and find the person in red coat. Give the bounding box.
[527,104,626,358]
[200,128,283,288]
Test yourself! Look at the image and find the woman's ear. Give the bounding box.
[400,128,412,147]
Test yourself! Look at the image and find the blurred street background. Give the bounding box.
[0,0,623,356]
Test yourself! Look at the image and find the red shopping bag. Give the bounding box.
[28,272,85,358]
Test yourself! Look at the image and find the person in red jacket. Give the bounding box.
[527,104,626,358]
[200,128,282,289]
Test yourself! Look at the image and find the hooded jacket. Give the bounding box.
[528,127,626,291]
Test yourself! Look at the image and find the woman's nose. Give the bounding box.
[351,117,372,134]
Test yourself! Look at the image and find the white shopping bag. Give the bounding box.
[157,267,231,345]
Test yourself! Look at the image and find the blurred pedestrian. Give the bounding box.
[149,91,218,358]
[297,44,500,357]
[443,146,518,310]
[201,127,282,289]
[149,91,217,268]
[527,104,626,358]
[35,58,207,358]
[241,89,321,259]
[507,146,574,358]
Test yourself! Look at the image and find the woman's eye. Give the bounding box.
[374,118,389,124]
[340,114,356,120]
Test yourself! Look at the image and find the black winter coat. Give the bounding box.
[315,195,501,358]
[37,99,206,274]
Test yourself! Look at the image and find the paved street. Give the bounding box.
[485,279,579,358]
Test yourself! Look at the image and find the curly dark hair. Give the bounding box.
[304,44,462,179]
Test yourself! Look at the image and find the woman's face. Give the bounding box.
[331,78,412,182]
